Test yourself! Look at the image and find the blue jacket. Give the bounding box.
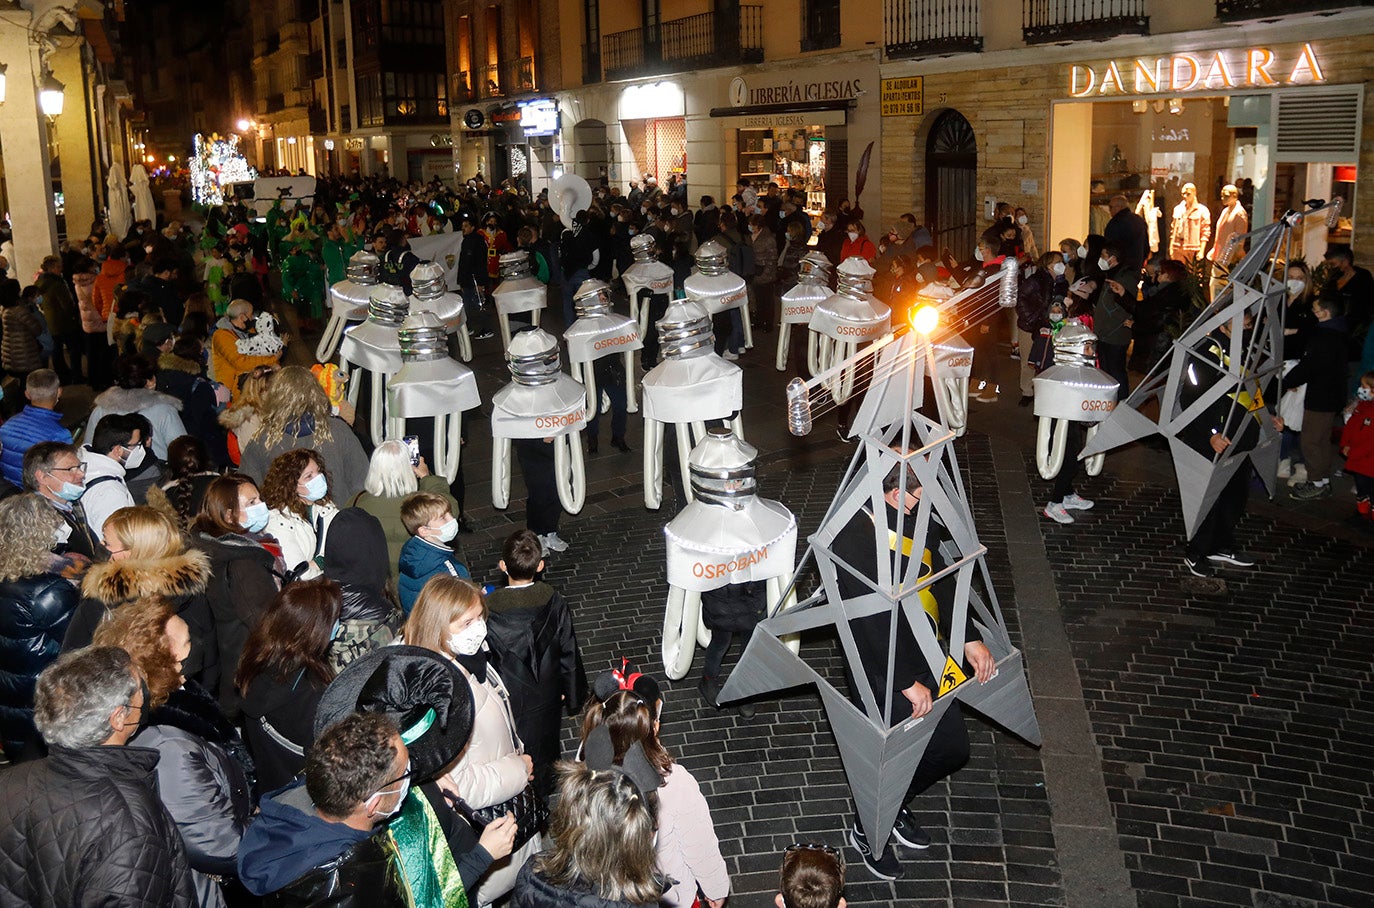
[237,781,371,896]
[398,535,470,614]
[0,406,72,486]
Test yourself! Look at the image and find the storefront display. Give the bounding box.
[736,125,828,212]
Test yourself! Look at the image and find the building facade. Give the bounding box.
[877,1,1374,263]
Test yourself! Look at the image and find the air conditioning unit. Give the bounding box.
[533,134,554,148]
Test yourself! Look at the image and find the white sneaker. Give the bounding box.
[1062,493,1095,511]
[1277,458,1292,480]
[722,350,740,361]
[1287,463,1308,487]
[1042,502,1074,524]
[540,532,570,553]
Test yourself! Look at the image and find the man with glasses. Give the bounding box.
[0,646,195,906]
[23,440,102,560]
[78,413,149,540]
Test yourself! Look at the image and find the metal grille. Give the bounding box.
[1022,0,1149,44]
[647,117,686,181]
[1275,87,1363,161]
[884,0,983,59]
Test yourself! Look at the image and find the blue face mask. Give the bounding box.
[330,619,342,641]
[301,473,328,502]
[55,480,85,502]
[241,501,270,533]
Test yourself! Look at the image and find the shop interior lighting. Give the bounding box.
[1168,98,1184,116]
[1132,99,1148,113]
[0,62,8,105]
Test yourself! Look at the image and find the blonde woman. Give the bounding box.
[219,363,275,466]
[0,494,83,762]
[402,575,541,906]
[238,364,369,501]
[61,505,216,690]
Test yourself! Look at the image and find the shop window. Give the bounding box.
[926,110,978,258]
[646,117,686,182]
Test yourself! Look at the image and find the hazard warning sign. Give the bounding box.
[937,656,968,698]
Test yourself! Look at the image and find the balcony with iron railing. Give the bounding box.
[452,71,474,104]
[1023,0,1148,45]
[306,49,324,79]
[308,103,327,133]
[885,0,983,59]
[265,92,286,113]
[597,5,763,82]
[474,56,538,99]
[1216,0,1370,18]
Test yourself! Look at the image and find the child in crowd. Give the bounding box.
[484,529,588,799]
[1340,370,1374,523]
[777,842,846,908]
[398,491,469,613]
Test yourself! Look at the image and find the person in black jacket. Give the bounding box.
[0,646,196,908]
[321,507,401,669]
[484,529,587,799]
[157,335,231,468]
[0,493,84,763]
[1285,295,1353,501]
[456,214,493,339]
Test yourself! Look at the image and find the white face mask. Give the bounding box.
[241,501,270,533]
[1018,215,1028,225]
[122,444,146,471]
[448,618,487,656]
[1359,386,1374,402]
[1286,279,1306,297]
[433,518,459,543]
[370,765,411,822]
[974,247,985,262]
[847,231,858,241]
[1077,245,1088,258]
[1097,256,1111,271]
[52,522,72,546]
[1051,261,1066,276]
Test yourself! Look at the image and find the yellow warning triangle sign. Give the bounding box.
[937,656,968,698]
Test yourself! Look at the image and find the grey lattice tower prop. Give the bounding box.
[719,331,1042,854]
[1078,203,1339,538]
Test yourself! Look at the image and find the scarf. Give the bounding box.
[450,649,487,684]
[386,790,468,908]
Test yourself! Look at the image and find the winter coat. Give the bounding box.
[484,582,587,799]
[1091,263,1140,346]
[350,473,458,579]
[135,683,255,908]
[657,764,731,907]
[398,535,470,614]
[839,234,877,264]
[74,270,105,334]
[2,300,46,375]
[210,317,278,402]
[34,271,81,337]
[265,502,338,581]
[700,580,768,634]
[64,548,218,692]
[751,229,779,285]
[241,669,327,793]
[76,447,134,541]
[0,405,72,486]
[85,385,188,461]
[0,571,79,762]
[92,256,129,322]
[140,274,185,327]
[239,413,370,504]
[1015,268,1055,333]
[321,507,400,669]
[0,744,196,908]
[158,352,231,466]
[1283,318,1352,413]
[192,531,282,716]
[1341,400,1374,478]
[508,862,649,908]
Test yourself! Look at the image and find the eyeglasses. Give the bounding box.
[51,463,87,476]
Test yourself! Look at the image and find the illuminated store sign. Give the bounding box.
[1068,43,1325,98]
[520,99,558,137]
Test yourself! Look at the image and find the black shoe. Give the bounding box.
[849,822,902,880]
[1183,556,1213,578]
[697,674,722,708]
[836,427,852,443]
[611,436,632,453]
[891,808,931,849]
[1018,395,1034,407]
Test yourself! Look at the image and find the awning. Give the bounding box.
[709,100,851,129]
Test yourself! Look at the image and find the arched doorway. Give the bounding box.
[573,119,609,182]
[926,110,977,259]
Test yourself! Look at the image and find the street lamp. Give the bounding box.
[38,72,64,118]
[236,118,251,132]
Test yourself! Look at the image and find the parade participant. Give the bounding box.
[831,462,994,880]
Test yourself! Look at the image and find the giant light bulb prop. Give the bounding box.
[808,256,892,409]
[317,250,379,362]
[492,250,547,352]
[661,428,800,680]
[338,285,408,446]
[1033,319,1116,479]
[642,300,745,510]
[776,251,833,372]
[490,329,588,513]
[684,238,752,350]
[564,278,642,420]
[622,233,674,348]
[409,260,473,362]
[913,283,974,437]
[386,312,481,483]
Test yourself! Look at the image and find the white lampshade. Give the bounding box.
[39,73,64,117]
[0,63,8,105]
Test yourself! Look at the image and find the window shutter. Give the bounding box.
[1274,86,1363,162]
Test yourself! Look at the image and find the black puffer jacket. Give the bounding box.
[0,572,80,762]
[0,744,196,907]
[508,862,654,908]
[192,531,282,716]
[241,669,327,793]
[322,508,400,670]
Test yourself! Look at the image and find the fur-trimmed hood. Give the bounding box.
[92,385,185,413]
[158,352,204,376]
[81,548,210,605]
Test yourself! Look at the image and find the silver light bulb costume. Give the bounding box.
[564,278,643,421]
[338,284,409,445]
[386,311,482,483]
[1033,318,1117,479]
[492,250,547,351]
[409,260,473,362]
[318,250,380,362]
[777,251,833,372]
[684,238,751,350]
[808,256,892,409]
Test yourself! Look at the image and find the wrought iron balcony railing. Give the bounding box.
[885,0,983,59]
[1216,0,1372,19]
[598,5,763,82]
[1022,0,1148,45]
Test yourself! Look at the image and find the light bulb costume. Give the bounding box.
[641,300,744,511]
[386,311,481,483]
[776,252,833,373]
[1033,318,1115,480]
[564,279,642,445]
[317,249,378,362]
[338,284,408,446]
[684,238,751,352]
[809,257,892,435]
[622,233,675,369]
[661,428,799,681]
[408,260,473,363]
[490,328,587,515]
[492,250,547,352]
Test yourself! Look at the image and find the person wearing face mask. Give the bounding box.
[1057,237,1084,284]
[77,412,147,541]
[1131,258,1188,374]
[211,298,281,403]
[1088,244,1139,396]
[85,353,187,468]
[1283,296,1353,501]
[320,508,402,670]
[404,575,540,906]
[1014,207,1040,260]
[24,441,104,560]
[1014,251,1062,405]
[191,474,287,715]
[93,596,254,908]
[263,448,340,582]
[398,492,472,615]
[839,220,877,264]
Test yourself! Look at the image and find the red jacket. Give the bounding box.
[92,257,128,321]
[839,235,877,264]
[1340,400,1374,477]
